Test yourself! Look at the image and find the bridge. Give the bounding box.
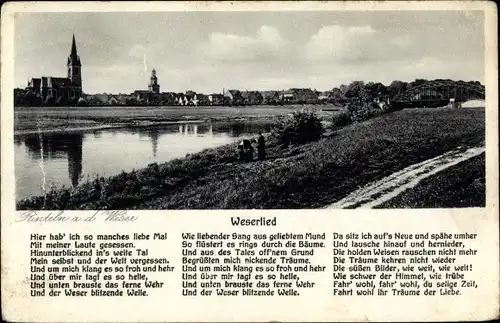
[392,80,485,108]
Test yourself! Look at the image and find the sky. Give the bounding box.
[14,11,485,94]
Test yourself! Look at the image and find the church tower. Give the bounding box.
[149,68,160,93]
[67,34,82,87]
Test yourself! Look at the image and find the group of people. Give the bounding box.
[237,131,266,162]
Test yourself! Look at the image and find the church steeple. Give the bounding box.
[67,34,81,67]
[148,68,160,93]
[70,34,78,59]
[67,34,82,87]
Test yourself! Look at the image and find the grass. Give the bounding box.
[17,107,485,210]
[376,153,485,208]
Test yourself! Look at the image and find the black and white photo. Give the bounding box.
[13,9,486,210]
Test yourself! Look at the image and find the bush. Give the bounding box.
[331,109,352,129]
[272,108,324,146]
[346,100,383,122]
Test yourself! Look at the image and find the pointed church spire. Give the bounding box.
[71,33,78,58]
[68,33,81,67]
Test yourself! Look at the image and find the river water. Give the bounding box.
[15,120,272,200]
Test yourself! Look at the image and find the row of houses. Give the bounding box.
[14,87,337,107]
[221,88,324,105]
[81,88,332,106]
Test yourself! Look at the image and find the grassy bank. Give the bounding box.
[376,153,485,208]
[17,107,485,210]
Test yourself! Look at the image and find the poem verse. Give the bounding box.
[27,229,479,299]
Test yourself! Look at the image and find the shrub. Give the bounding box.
[331,109,352,129]
[272,108,324,146]
[346,100,383,122]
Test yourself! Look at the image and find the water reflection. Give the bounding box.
[15,120,273,200]
[22,133,83,188]
[67,137,83,187]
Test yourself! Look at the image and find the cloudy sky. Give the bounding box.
[14,11,484,94]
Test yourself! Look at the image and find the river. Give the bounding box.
[15,120,272,200]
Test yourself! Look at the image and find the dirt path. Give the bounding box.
[327,146,486,209]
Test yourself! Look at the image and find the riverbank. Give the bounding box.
[376,153,485,208]
[328,147,485,209]
[14,104,339,134]
[17,107,485,210]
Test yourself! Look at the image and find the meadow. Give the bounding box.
[17,107,485,210]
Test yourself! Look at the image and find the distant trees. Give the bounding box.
[387,80,407,99]
[125,97,138,106]
[15,90,43,106]
[365,82,388,98]
[321,78,481,108]
[14,90,85,107]
[411,79,428,87]
[337,81,389,103]
[68,96,79,106]
[336,78,485,104]
[330,80,392,128]
[343,81,365,98]
[328,88,347,104]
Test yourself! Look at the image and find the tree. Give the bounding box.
[339,84,348,95]
[344,81,365,98]
[364,82,388,100]
[387,80,408,99]
[126,97,138,106]
[406,78,428,91]
[329,88,347,104]
[19,91,43,106]
[413,79,428,86]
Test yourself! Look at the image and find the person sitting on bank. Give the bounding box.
[257,131,266,160]
[237,144,246,162]
[237,139,255,162]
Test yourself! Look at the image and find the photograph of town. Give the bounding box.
[13,10,486,210]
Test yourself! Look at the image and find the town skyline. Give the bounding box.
[15,11,484,94]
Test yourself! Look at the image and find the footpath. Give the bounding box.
[327,146,486,209]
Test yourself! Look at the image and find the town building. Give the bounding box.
[318,91,332,103]
[241,91,263,105]
[184,90,197,105]
[280,88,319,104]
[261,90,281,104]
[132,68,163,103]
[281,89,294,102]
[174,91,209,106]
[133,90,151,103]
[26,34,83,103]
[158,92,177,105]
[224,89,243,105]
[196,93,210,106]
[148,69,160,93]
[208,93,225,105]
[175,93,188,105]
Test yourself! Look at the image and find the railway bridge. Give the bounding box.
[392,80,485,108]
